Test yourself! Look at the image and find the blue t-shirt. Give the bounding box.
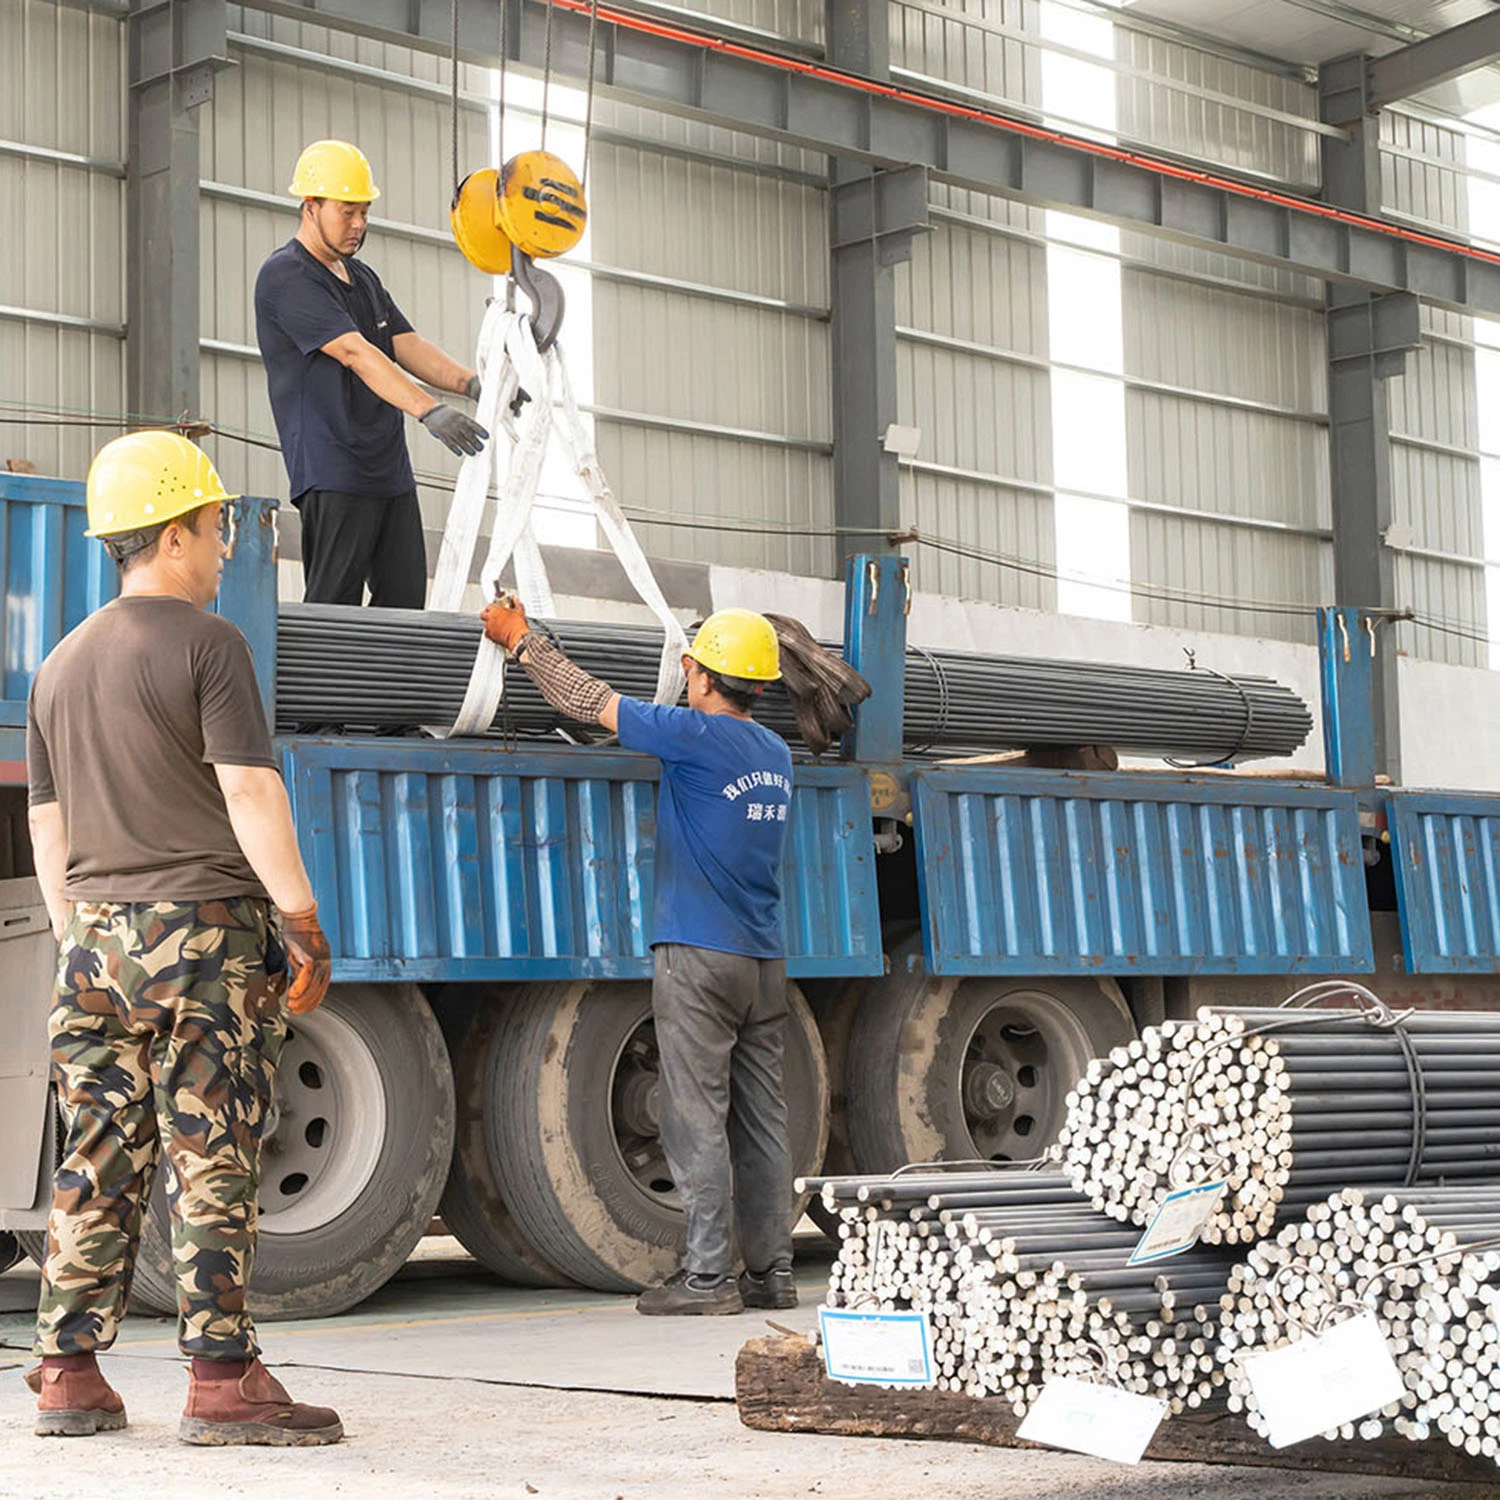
[617,699,793,959]
[253,240,416,501]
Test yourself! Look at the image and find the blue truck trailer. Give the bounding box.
[1,474,1498,1314]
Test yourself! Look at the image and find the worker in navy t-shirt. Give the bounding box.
[254,140,489,609]
[482,595,800,1317]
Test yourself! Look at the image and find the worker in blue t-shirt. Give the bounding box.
[254,140,489,609]
[482,595,799,1317]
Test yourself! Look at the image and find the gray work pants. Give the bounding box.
[652,943,795,1279]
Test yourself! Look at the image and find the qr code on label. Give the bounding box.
[907,1357,926,1376]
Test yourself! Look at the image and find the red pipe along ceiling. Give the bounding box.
[549,0,1500,275]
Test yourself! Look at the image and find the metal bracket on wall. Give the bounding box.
[830,165,931,269]
[129,0,233,116]
[1327,291,1421,380]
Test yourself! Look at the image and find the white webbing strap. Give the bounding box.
[432,313,685,737]
[551,345,687,705]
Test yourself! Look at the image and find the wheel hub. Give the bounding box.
[958,992,1094,1163]
[963,1060,1016,1120]
[615,1069,661,1137]
[259,1007,388,1237]
[609,1020,679,1210]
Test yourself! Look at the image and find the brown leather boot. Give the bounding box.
[25,1354,128,1437]
[179,1358,342,1447]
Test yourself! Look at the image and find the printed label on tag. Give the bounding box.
[1128,1180,1229,1265]
[818,1308,934,1388]
[1239,1311,1405,1449]
[1017,1377,1167,1464]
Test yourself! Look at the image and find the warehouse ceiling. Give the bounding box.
[1122,0,1500,113]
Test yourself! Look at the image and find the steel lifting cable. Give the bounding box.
[1166,663,1256,769]
[450,0,461,203]
[498,0,509,169]
[1279,982,1430,1190]
[582,0,601,191]
[905,645,951,755]
[540,0,556,152]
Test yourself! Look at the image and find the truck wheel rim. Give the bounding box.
[958,993,1091,1163]
[259,1007,388,1236]
[608,1018,681,1213]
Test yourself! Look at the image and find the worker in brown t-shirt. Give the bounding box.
[23,431,341,1447]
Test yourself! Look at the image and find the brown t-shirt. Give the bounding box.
[27,595,277,901]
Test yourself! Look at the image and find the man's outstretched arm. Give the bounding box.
[482,594,621,733]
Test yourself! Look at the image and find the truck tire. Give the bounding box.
[16,1231,45,1267]
[845,940,1134,1174]
[132,984,455,1319]
[486,979,829,1293]
[0,1231,21,1274]
[441,986,577,1287]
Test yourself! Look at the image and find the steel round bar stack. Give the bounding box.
[1218,1186,1500,1462]
[275,604,1312,760]
[1058,1008,1500,1246]
[807,1167,1236,1416]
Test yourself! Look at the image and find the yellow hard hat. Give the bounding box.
[451,168,512,275]
[86,431,236,538]
[496,150,586,259]
[289,139,381,202]
[689,609,781,683]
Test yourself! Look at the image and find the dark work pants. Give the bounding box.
[652,943,794,1278]
[295,488,426,607]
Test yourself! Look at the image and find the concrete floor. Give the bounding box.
[0,1240,1496,1500]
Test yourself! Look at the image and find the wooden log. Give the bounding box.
[734,1334,1500,1485]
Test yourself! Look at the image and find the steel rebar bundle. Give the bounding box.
[275,604,1313,760]
[1058,1007,1500,1246]
[809,1168,1237,1415]
[1220,1187,1500,1462]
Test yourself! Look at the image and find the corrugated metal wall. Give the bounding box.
[1121,252,1331,645]
[0,0,125,481]
[896,188,1054,608]
[587,115,835,577]
[3,0,1494,669]
[891,0,1331,644]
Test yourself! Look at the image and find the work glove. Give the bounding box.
[280,903,332,1016]
[463,374,482,401]
[420,402,488,457]
[481,590,531,654]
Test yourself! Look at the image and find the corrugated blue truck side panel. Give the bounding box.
[0,476,115,744]
[1389,790,1500,973]
[283,739,884,982]
[912,768,1374,975]
[0,477,274,760]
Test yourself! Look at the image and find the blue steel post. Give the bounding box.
[217,496,279,723]
[1318,604,1377,789]
[843,552,908,763]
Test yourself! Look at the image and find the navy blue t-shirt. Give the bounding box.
[253,240,416,501]
[617,699,793,959]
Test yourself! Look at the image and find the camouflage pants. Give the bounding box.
[36,898,288,1360]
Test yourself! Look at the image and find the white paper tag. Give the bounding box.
[817,1308,934,1387]
[1128,1179,1228,1265]
[1017,1377,1167,1464]
[1239,1311,1405,1449]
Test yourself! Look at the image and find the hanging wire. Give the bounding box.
[497,0,509,170]
[450,0,461,203]
[581,0,601,192]
[540,0,556,152]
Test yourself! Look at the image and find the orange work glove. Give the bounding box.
[481,590,531,654]
[280,903,332,1016]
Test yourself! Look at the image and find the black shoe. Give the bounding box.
[739,1265,798,1310]
[635,1270,744,1317]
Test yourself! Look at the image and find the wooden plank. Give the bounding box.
[734,1334,1500,1486]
